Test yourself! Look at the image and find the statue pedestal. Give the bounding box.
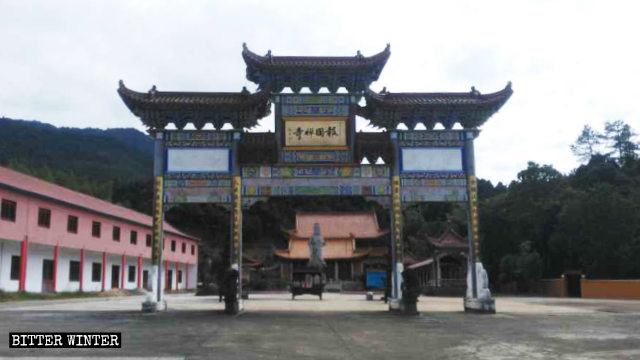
[388,298,419,315]
[141,300,167,313]
[224,298,244,315]
[463,297,495,313]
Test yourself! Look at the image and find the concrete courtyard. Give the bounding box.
[1,292,639,359]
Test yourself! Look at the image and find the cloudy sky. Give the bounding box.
[1,1,638,184]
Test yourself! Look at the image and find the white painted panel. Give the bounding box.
[0,240,21,292]
[402,148,463,172]
[167,148,230,173]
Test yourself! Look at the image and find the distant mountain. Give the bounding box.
[0,117,153,182]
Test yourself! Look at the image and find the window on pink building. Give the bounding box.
[1,199,17,222]
[92,263,101,282]
[171,240,176,252]
[130,230,138,245]
[69,261,80,281]
[92,221,101,238]
[38,208,51,228]
[113,226,121,241]
[67,215,78,234]
[146,234,152,247]
[10,255,21,280]
[182,243,186,253]
[191,244,195,255]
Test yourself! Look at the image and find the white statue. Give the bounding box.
[466,262,492,300]
[308,223,325,268]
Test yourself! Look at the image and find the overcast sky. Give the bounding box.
[1,1,639,184]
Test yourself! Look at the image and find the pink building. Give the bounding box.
[0,166,198,293]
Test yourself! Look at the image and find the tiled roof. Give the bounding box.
[274,239,370,260]
[117,81,272,130]
[358,83,513,129]
[0,166,196,241]
[407,257,434,269]
[290,212,388,239]
[242,43,390,71]
[118,81,271,109]
[428,228,468,250]
[363,83,512,107]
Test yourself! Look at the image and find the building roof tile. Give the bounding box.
[0,166,196,241]
[290,212,388,239]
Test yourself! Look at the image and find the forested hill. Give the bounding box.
[0,117,153,211]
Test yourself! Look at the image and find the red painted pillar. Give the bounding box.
[185,263,189,289]
[121,254,126,289]
[101,252,106,292]
[164,260,168,290]
[19,239,28,291]
[52,245,59,292]
[137,256,142,290]
[79,248,85,292]
[175,262,179,290]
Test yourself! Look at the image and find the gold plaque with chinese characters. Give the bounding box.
[284,117,347,147]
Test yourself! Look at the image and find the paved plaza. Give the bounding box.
[1,293,639,359]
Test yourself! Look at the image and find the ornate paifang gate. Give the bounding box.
[118,43,512,314]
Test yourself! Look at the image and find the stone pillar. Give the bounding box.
[226,131,243,314]
[388,131,405,311]
[143,131,166,312]
[463,130,495,313]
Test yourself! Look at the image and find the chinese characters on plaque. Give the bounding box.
[284,118,347,147]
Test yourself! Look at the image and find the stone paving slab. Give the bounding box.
[0,293,639,359]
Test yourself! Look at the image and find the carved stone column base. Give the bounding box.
[141,300,167,313]
[463,297,496,313]
[388,298,419,315]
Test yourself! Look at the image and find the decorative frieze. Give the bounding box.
[165,187,232,203]
[280,150,350,163]
[242,165,390,178]
[397,131,466,147]
[164,131,234,148]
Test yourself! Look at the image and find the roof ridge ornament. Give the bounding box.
[470,86,480,96]
[149,85,157,97]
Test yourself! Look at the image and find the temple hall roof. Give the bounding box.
[117,81,271,130]
[289,212,388,239]
[242,43,390,93]
[274,239,370,260]
[358,82,513,129]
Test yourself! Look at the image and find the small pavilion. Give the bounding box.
[274,212,388,285]
[408,228,468,295]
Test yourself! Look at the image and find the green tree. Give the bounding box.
[602,120,638,165]
[570,124,602,162]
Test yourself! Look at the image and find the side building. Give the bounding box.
[0,166,198,293]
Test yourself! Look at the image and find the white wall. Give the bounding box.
[83,250,103,292]
[0,240,197,293]
[0,239,21,292]
[57,247,80,292]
